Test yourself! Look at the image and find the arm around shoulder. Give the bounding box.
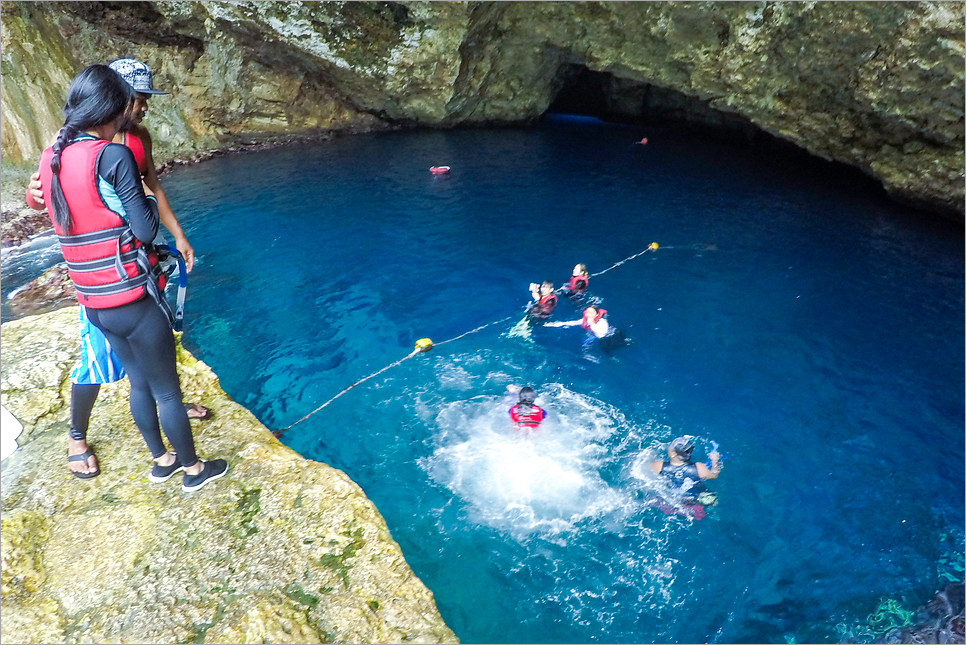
[26,170,45,210]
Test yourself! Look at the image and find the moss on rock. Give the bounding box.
[1,306,457,644]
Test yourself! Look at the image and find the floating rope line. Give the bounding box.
[273,340,432,437]
[590,242,659,278]
[274,243,663,437]
[433,316,515,348]
[272,317,516,437]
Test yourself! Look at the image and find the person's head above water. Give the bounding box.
[669,436,695,462]
[573,264,588,277]
[540,281,554,295]
[518,387,536,405]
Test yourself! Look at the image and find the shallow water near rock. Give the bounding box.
[7,117,963,643]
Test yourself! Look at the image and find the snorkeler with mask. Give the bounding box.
[650,435,721,506]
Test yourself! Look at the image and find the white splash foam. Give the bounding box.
[420,384,638,541]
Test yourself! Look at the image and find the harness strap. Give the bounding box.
[137,243,174,328]
[155,244,187,332]
[65,248,139,273]
[57,226,129,247]
[73,273,148,296]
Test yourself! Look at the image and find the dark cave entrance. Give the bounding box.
[544,64,899,204]
[547,65,775,146]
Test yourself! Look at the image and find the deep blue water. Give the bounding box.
[6,117,964,643]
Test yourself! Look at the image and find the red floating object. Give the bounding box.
[430,166,450,174]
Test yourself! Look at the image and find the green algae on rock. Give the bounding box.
[1,306,458,644]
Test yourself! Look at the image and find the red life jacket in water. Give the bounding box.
[510,404,545,429]
[532,293,557,316]
[39,138,165,310]
[568,274,589,291]
[120,131,148,176]
[581,308,607,330]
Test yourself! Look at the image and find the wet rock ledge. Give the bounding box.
[0,306,458,644]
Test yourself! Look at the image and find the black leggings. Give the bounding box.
[86,297,198,467]
[69,383,100,441]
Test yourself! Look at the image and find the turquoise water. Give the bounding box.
[10,117,964,642]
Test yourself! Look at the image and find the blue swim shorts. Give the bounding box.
[71,306,126,385]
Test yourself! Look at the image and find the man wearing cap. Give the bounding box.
[650,435,722,505]
[106,58,194,271]
[27,59,206,479]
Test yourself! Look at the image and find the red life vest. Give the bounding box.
[568,274,589,291]
[121,131,148,176]
[510,404,544,429]
[534,293,557,314]
[581,308,607,330]
[39,138,165,310]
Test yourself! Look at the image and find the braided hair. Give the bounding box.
[49,64,133,233]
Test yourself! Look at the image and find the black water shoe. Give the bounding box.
[181,459,229,492]
[148,453,183,483]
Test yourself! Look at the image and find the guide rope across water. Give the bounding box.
[590,242,658,278]
[272,338,435,438]
[272,241,663,438]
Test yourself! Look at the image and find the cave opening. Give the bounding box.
[544,64,892,200]
[547,65,766,141]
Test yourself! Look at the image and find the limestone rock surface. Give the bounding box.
[0,1,962,222]
[0,306,458,644]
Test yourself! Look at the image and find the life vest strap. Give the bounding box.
[57,226,129,247]
[65,249,139,273]
[74,272,149,296]
[135,243,174,328]
[115,229,138,282]
[155,243,188,332]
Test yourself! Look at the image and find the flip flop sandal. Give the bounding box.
[184,403,212,420]
[68,448,100,479]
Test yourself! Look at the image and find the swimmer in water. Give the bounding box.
[650,436,721,506]
[506,386,546,430]
[563,263,590,298]
[545,305,627,355]
[527,280,558,320]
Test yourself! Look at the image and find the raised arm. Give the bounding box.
[696,452,721,480]
[544,319,582,328]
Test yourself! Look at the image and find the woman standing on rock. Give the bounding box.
[36,64,227,492]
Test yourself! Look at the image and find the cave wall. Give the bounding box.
[1,1,963,218]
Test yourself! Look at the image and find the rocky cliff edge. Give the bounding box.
[0,306,458,644]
